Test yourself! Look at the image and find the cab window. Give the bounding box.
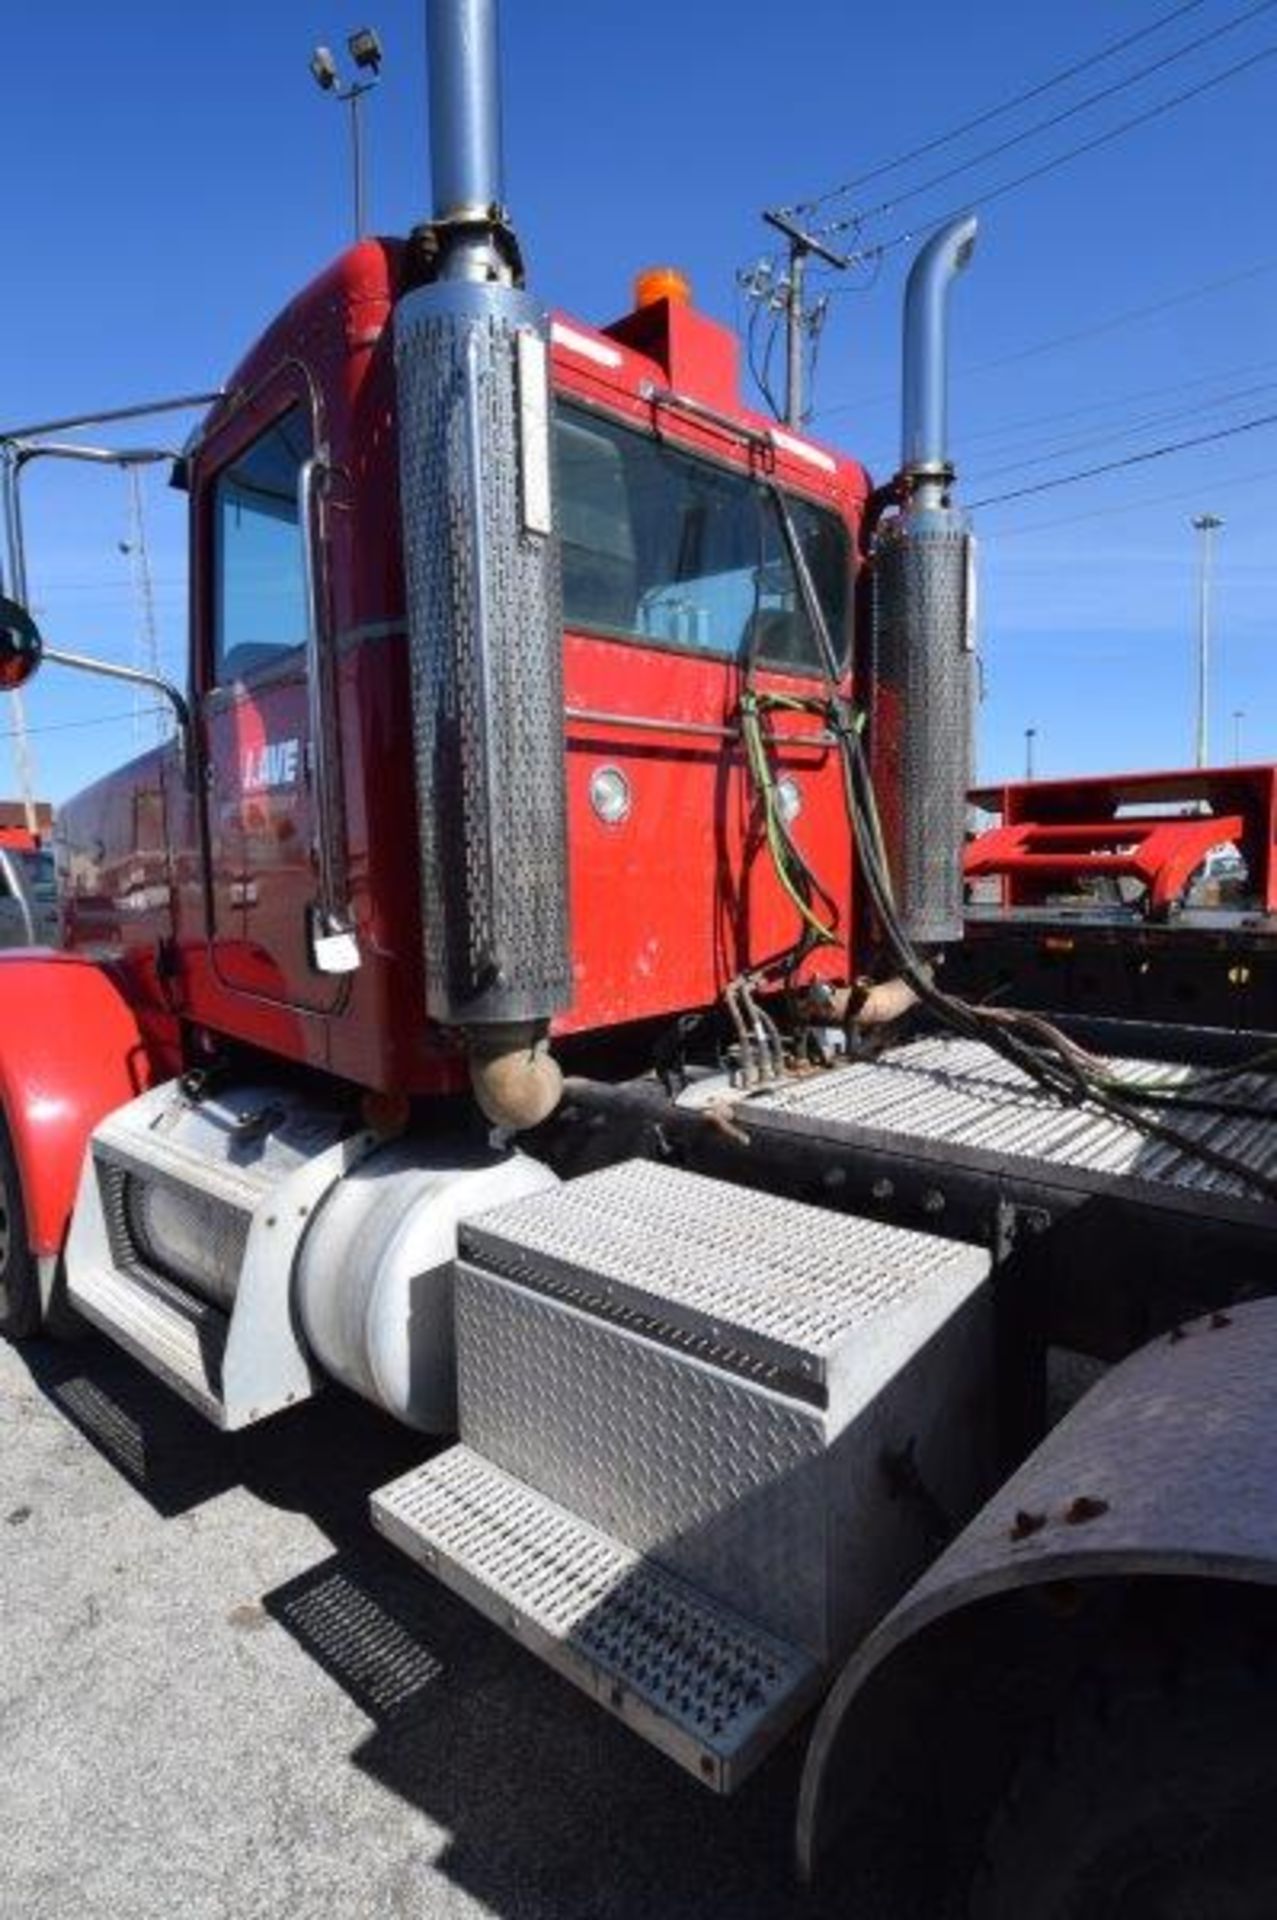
[15,849,55,903]
[556,402,849,675]
[212,407,313,684]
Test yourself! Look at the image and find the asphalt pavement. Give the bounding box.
[0,1328,854,1920]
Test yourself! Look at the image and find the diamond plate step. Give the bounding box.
[69,1258,229,1427]
[371,1445,822,1792]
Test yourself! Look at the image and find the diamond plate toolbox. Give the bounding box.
[373,1159,996,1786]
[454,1159,993,1661]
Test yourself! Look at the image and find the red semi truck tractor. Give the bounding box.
[3,5,1277,1913]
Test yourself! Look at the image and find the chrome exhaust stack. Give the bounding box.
[900,216,978,512]
[396,0,570,1127]
[869,215,978,947]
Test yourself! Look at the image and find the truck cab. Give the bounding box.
[53,239,866,1101]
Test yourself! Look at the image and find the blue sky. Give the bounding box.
[4,0,1275,802]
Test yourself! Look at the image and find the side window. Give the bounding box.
[212,407,313,685]
[16,850,56,903]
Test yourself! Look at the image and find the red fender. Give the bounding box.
[0,953,155,1258]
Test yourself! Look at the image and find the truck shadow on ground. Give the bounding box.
[19,1329,424,1520]
[18,1331,854,1920]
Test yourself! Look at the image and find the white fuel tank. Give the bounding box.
[295,1138,558,1431]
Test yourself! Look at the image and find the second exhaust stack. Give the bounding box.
[870,215,979,948]
[395,0,571,1125]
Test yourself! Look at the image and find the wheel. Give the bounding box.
[970,1644,1277,1919]
[0,1120,41,1339]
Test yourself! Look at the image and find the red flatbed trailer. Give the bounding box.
[957,764,1277,1046]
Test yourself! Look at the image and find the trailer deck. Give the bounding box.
[746,1035,1277,1203]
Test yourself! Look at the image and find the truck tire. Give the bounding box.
[969,1641,1277,1919]
[0,1121,41,1339]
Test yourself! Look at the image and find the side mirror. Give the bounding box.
[0,596,42,690]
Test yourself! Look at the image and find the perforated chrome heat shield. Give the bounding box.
[395,279,571,1027]
[871,512,973,946]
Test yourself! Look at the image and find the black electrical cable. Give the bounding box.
[967,377,1277,488]
[746,301,785,421]
[739,479,1277,1148]
[962,350,1277,452]
[735,488,842,979]
[982,462,1277,538]
[765,482,1277,1205]
[0,705,169,740]
[836,689,1277,1195]
[969,404,1277,507]
[816,258,1277,423]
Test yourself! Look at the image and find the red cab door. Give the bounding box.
[196,384,343,1014]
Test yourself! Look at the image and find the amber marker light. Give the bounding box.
[633,265,692,308]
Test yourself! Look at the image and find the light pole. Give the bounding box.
[1233,707,1245,764]
[1191,512,1223,768]
[1025,726,1037,780]
[310,28,383,241]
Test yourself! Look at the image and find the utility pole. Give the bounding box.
[1191,512,1223,769]
[1233,707,1245,764]
[1025,726,1037,781]
[758,210,850,426]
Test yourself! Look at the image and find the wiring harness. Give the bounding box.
[734,485,1277,1206]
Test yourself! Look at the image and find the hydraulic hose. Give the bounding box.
[765,483,1277,1207]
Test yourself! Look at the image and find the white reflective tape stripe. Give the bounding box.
[769,428,837,474]
[517,329,553,537]
[550,320,623,369]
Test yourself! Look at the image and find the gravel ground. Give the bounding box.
[0,1328,856,1920]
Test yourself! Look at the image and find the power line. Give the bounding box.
[0,706,167,743]
[960,349,1277,448]
[966,376,1277,485]
[29,582,185,598]
[815,256,1277,421]
[968,406,1277,508]
[745,297,785,419]
[968,257,1277,372]
[795,0,1212,210]
[981,462,1277,537]
[867,39,1277,260]
[854,0,1277,225]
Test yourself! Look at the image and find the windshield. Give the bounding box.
[15,850,56,903]
[557,403,850,676]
